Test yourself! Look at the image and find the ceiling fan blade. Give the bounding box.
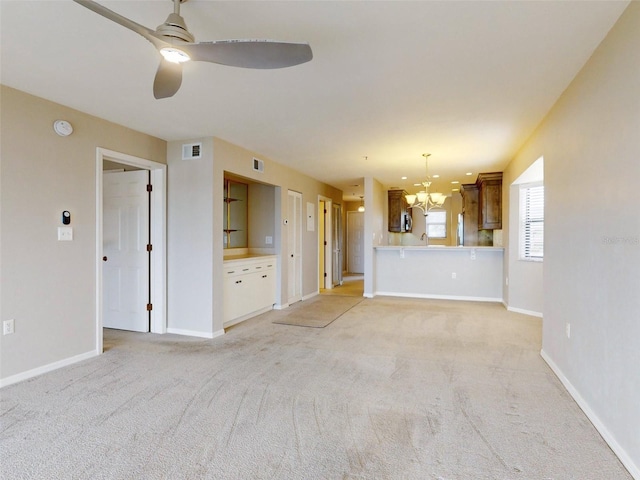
[153,59,183,99]
[73,0,168,50]
[183,40,313,69]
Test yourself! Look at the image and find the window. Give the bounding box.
[519,183,544,260]
[427,210,447,238]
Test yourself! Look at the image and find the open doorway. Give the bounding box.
[95,148,167,354]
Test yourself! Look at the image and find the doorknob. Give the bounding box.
[102,256,108,262]
[291,254,294,258]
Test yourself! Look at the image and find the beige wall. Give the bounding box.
[364,177,385,297]
[166,137,215,337]
[213,138,343,305]
[0,86,166,382]
[502,3,640,475]
[166,136,342,336]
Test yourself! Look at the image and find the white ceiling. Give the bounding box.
[0,1,628,200]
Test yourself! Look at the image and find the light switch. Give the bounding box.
[265,236,273,245]
[58,227,73,241]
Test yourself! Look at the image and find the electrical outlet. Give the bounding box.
[3,319,15,335]
[566,323,571,339]
[451,272,457,279]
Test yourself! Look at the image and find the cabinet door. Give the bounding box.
[256,270,276,309]
[477,173,502,230]
[480,182,502,229]
[461,184,479,246]
[224,274,251,322]
[388,190,409,232]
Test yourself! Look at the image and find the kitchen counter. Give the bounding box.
[223,253,277,264]
[374,245,503,301]
[375,245,503,252]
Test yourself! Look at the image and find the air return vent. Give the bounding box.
[182,142,202,160]
[253,157,264,173]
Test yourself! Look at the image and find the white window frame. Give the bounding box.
[519,182,544,261]
[426,210,447,238]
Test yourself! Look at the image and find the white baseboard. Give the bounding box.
[374,291,503,303]
[541,349,639,480]
[302,291,319,301]
[166,327,224,339]
[507,305,543,318]
[223,305,273,329]
[274,303,288,310]
[0,350,99,389]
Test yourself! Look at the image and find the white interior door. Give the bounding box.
[332,203,343,286]
[103,170,149,332]
[287,190,302,304]
[347,211,365,274]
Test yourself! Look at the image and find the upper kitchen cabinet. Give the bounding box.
[388,190,412,233]
[460,183,479,246]
[476,172,502,230]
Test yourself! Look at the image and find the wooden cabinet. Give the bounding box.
[223,256,276,327]
[461,172,502,246]
[476,172,502,230]
[388,190,412,233]
[460,183,479,246]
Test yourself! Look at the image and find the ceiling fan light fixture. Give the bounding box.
[160,47,190,63]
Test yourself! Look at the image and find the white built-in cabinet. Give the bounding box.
[223,255,277,328]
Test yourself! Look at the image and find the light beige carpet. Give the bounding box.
[0,297,632,479]
[272,294,363,328]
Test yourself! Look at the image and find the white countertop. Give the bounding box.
[223,254,277,264]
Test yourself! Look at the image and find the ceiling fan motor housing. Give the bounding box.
[156,12,194,43]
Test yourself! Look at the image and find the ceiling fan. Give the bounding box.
[73,0,313,99]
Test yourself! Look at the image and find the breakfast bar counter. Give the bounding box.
[374,246,504,301]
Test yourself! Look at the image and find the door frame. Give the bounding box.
[332,202,343,286]
[318,195,333,290]
[287,189,303,304]
[95,148,167,354]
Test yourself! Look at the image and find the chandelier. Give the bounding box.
[405,153,446,216]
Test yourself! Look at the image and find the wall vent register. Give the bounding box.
[182,143,202,160]
[253,157,264,173]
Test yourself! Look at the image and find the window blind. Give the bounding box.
[520,184,544,260]
[427,210,447,238]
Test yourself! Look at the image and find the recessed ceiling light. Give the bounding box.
[432,174,440,178]
[451,180,460,184]
[401,176,407,180]
[466,172,473,176]
[452,188,460,192]
[413,183,421,187]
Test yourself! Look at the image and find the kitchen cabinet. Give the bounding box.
[223,255,276,327]
[476,172,502,230]
[460,183,479,246]
[388,190,412,233]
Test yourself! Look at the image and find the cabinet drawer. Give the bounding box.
[224,260,275,278]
